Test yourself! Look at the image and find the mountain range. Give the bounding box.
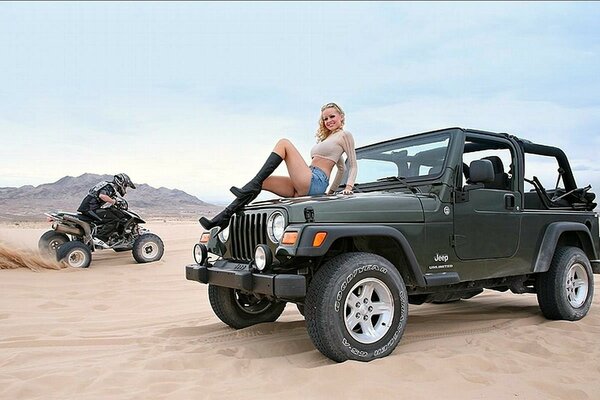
[0,174,222,222]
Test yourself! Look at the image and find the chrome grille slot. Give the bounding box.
[230,212,268,261]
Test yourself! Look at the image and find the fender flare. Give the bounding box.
[292,225,426,286]
[533,222,597,273]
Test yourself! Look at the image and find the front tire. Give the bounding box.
[208,285,286,329]
[38,230,70,256]
[56,241,92,268]
[537,246,594,321]
[305,252,408,362]
[132,234,164,263]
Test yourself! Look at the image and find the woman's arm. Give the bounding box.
[327,156,345,194]
[341,131,358,193]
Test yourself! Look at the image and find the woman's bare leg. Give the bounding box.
[262,176,298,197]
[271,139,312,196]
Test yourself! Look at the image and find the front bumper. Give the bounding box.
[185,261,306,299]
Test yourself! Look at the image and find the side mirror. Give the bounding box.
[469,160,494,184]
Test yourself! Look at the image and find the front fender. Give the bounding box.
[278,224,426,287]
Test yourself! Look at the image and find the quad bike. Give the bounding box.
[39,199,164,268]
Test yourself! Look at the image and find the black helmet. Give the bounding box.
[113,173,136,195]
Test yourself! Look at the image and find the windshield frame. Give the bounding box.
[353,130,453,189]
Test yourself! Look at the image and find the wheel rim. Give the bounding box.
[234,291,273,314]
[49,238,65,251]
[344,277,394,344]
[68,249,87,268]
[141,241,159,259]
[566,263,589,308]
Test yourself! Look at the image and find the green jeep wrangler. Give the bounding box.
[186,127,599,362]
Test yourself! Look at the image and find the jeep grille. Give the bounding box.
[229,212,269,261]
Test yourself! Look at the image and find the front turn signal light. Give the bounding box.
[281,231,298,245]
[312,232,327,247]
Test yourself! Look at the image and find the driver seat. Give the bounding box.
[481,156,509,190]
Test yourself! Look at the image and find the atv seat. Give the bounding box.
[65,212,100,223]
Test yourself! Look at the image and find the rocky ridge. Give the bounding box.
[0,174,222,222]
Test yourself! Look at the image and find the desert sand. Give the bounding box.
[1,221,599,400]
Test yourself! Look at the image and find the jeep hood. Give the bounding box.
[248,192,424,223]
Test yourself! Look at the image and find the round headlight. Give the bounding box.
[267,211,286,243]
[218,225,230,242]
[193,243,207,265]
[254,244,272,271]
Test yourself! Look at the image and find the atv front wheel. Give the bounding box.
[305,252,408,362]
[208,285,286,329]
[56,241,92,268]
[132,234,164,263]
[38,230,70,256]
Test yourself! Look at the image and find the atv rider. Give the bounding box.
[77,173,136,242]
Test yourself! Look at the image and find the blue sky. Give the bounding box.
[1,2,599,204]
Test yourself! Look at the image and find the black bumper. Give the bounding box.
[185,262,306,299]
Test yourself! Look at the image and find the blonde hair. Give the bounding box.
[316,102,345,142]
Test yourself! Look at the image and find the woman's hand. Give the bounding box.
[341,186,353,195]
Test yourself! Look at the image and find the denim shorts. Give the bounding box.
[307,166,329,195]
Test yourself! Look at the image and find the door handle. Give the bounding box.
[504,194,515,210]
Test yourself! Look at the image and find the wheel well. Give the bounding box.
[321,235,419,286]
[557,231,595,261]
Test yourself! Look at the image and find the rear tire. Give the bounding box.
[38,230,70,256]
[537,246,594,321]
[56,241,92,268]
[132,234,164,263]
[208,285,286,329]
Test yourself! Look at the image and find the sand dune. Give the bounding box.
[1,222,599,399]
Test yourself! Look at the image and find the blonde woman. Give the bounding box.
[200,102,358,231]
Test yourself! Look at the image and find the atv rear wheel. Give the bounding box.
[132,234,164,263]
[56,241,92,268]
[38,230,70,256]
[208,285,286,329]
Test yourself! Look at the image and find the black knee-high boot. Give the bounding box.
[199,194,250,231]
[230,152,283,201]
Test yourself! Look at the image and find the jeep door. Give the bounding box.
[453,134,522,260]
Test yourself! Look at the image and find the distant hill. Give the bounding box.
[0,173,222,222]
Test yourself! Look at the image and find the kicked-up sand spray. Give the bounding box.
[0,243,66,271]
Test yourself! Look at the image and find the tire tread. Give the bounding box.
[537,246,594,321]
[208,285,286,329]
[56,241,92,268]
[305,252,407,362]
[132,233,164,263]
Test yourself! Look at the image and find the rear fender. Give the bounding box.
[533,222,598,273]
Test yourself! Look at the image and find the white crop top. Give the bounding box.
[310,130,357,191]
